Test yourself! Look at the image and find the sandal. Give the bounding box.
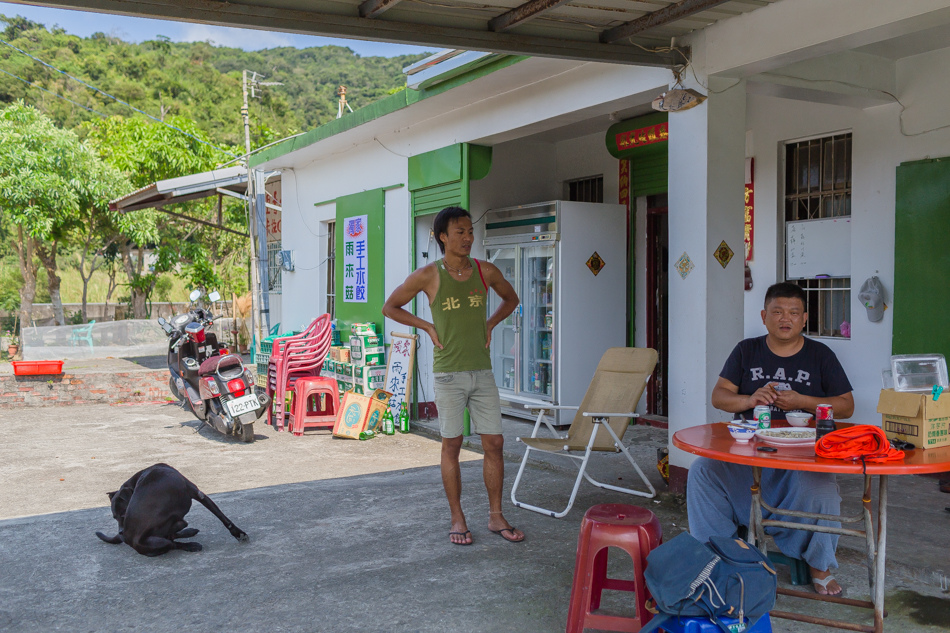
[448,530,472,545]
[813,575,843,596]
[489,527,525,543]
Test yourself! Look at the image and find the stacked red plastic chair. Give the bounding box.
[265,314,333,431]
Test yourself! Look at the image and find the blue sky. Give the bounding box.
[0,2,434,57]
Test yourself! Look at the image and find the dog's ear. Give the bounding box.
[107,491,117,500]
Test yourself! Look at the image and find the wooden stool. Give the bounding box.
[288,377,338,436]
[566,503,662,633]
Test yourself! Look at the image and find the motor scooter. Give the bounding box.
[158,290,270,442]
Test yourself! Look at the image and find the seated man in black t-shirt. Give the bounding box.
[687,282,854,596]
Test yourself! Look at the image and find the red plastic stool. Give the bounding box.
[566,503,663,633]
[288,377,338,436]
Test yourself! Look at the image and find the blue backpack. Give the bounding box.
[640,532,778,633]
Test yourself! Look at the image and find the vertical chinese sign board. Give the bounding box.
[384,332,417,420]
[335,189,385,334]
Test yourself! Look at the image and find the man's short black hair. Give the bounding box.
[764,282,807,309]
[433,206,471,254]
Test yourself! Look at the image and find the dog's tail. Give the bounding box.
[95,531,123,545]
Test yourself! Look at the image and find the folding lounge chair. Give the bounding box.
[510,347,659,518]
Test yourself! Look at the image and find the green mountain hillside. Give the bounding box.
[0,14,429,147]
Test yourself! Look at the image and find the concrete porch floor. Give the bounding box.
[0,402,947,632]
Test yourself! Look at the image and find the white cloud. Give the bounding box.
[179,24,295,50]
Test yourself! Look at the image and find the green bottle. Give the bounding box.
[382,408,395,435]
[358,430,376,440]
[398,405,410,433]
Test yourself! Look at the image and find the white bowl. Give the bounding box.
[785,412,813,427]
[728,425,757,442]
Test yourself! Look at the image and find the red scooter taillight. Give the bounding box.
[227,378,246,398]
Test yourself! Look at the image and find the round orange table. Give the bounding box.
[673,422,950,633]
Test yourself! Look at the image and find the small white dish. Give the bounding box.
[728,425,757,443]
[785,411,813,427]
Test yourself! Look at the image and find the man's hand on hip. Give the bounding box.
[425,324,444,350]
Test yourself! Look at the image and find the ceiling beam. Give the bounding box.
[358,0,403,20]
[23,0,681,67]
[488,0,572,33]
[600,0,731,44]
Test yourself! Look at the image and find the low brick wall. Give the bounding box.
[0,369,171,408]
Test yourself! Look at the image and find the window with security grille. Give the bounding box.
[326,220,336,319]
[266,242,282,294]
[565,175,604,203]
[783,133,851,337]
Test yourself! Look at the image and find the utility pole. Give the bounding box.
[242,70,284,349]
[242,69,264,350]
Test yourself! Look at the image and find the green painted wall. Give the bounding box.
[335,189,386,335]
[409,143,492,216]
[893,158,950,359]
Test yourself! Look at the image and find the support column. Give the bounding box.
[666,33,747,490]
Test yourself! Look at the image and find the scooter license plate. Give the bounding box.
[227,394,260,417]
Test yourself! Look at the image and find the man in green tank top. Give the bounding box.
[384,207,523,545]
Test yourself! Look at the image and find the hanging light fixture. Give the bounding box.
[652,88,707,112]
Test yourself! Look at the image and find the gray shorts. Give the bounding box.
[433,369,502,438]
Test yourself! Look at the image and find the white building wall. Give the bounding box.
[744,44,950,425]
[274,147,411,336]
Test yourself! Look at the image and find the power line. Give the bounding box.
[0,36,238,158]
[0,67,109,117]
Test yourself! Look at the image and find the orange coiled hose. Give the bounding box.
[815,424,905,462]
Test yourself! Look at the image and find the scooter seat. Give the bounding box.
[199,354,243,377]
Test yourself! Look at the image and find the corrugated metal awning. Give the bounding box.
[28,0,782,66]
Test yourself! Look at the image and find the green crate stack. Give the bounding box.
[255,331,294,383]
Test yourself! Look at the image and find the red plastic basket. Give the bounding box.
[12,360,64,376]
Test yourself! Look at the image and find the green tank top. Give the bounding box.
[431,258,492,373]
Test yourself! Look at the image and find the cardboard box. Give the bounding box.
[350,334,385,366]
[355,365,387,392]
[329,346,351,363]
[333,388,393,439]
[350,322,378,337]
[877,389,950,449]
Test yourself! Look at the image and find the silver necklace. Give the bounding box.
[443,259,472,276]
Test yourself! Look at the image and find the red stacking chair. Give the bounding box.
[266,315,333,431]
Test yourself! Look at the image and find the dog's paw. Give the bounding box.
[179,542,203,552]
[235,531,250,543]
[175,528,200,538]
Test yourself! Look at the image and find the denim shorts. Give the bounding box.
[433,369,502,438]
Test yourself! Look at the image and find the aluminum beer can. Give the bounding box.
[753,405,771,429]
[816,404,835,440]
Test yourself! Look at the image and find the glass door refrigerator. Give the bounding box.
[484,201,626,425]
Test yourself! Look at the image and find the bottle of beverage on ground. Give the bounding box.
[382,408,395,435]
[398,405,410,433]
[358,430,376,440]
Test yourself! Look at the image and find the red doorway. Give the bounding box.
[645,194,668,416]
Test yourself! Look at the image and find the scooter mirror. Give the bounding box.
[157,317,167,326]
[189,289,201,302]
[208,291,221,302]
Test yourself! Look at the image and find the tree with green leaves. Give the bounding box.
[84,114,242,318]
[0,101,130,328]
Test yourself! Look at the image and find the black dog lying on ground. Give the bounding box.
[95,463,248,556]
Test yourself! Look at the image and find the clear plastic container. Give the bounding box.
[890,354,949,393]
